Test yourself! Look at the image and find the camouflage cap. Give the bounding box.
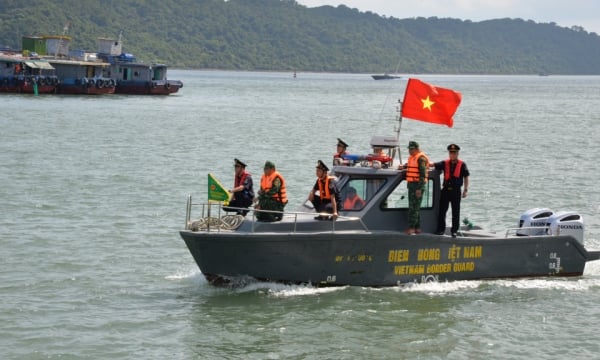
[264,160,275,169]
[407,141,419,149]
[447,144,460,151]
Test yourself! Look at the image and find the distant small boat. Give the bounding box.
[371,73,401,80]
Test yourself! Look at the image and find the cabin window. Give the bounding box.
[382,179,435,209]
[341,178,386,211]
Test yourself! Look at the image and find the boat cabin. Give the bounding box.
[332,165,441,232]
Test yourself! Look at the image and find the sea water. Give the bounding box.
[2,71,600,359]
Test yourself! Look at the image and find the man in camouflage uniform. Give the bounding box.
[255,161,287,222]
[402,141,430,234]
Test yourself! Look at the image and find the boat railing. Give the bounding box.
[184,194,369,233]
[504,226,550,238]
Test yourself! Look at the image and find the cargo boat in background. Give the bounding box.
[0,54,59,94]
[47,59,115,95]
[180,134,600,287]
[97,36,183,95]
[20,35,113,95]
[9,33,182,96]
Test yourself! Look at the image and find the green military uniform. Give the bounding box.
[256,161,287,222]
[404,140,429,234]
[257,176,285,221]
[408,155,428,229]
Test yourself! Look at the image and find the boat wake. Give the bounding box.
[394,280,483,294]
[235,282,348,297]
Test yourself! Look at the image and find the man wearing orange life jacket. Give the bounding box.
[223,158,254,216]
[255,160,287,222]
[343,186,365,210]
[400,141,430,235]
[433,144,470,237]
[308,160,341,220]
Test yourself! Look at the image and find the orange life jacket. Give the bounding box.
[443,159,464,187]
[406,151,429,183]
[317,176,335,200]
[260,171,288,203]
[343,195,365,210]
[444,159,463,181]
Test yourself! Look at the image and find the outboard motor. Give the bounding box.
[517,208,554,236]
[546,211,584,244]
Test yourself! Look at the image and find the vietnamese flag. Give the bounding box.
[401,78,462,127]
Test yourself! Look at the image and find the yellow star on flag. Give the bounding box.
[421,96,435,111]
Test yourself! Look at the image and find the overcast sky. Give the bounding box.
[296,0,600,34]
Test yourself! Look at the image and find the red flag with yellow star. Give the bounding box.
[401,78,462,127]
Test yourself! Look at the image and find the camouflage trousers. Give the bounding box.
[407,182,423,229]
[256,198,286,222]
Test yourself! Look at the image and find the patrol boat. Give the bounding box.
[179,136,600,287]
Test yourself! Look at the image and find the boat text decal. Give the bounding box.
[388,245,483,276]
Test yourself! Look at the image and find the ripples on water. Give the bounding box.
[1,71,600,359]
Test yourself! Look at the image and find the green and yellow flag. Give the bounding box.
[207,173,230,205]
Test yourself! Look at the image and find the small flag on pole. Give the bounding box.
[401,78,462,127]
[207,173,230,205]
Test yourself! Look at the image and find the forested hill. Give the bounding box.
[1,0,600,74]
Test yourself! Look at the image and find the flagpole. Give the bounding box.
[395,98,404,165]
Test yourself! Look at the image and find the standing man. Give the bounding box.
[255,161,287,222]
[308,160,341,220]
[224,158,254,216]
[402,141,429,235]
[333,138,349,165]
[434,144,470,237]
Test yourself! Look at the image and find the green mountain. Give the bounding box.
[1,0,599,74]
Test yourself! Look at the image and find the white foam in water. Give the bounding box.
[165,267,203,281]
[227,281,348,297]
[397,280,483,294]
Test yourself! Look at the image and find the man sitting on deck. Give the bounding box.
[308,160,341,220]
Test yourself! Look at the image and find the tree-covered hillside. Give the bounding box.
[1,0,599,74]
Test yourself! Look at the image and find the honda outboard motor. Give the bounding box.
[517,208,554,236]
[546,211,584,244]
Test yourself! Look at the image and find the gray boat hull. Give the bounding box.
[180,165,599,287]
[180,229,598,286]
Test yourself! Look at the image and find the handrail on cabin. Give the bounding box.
[184,194,369,233]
